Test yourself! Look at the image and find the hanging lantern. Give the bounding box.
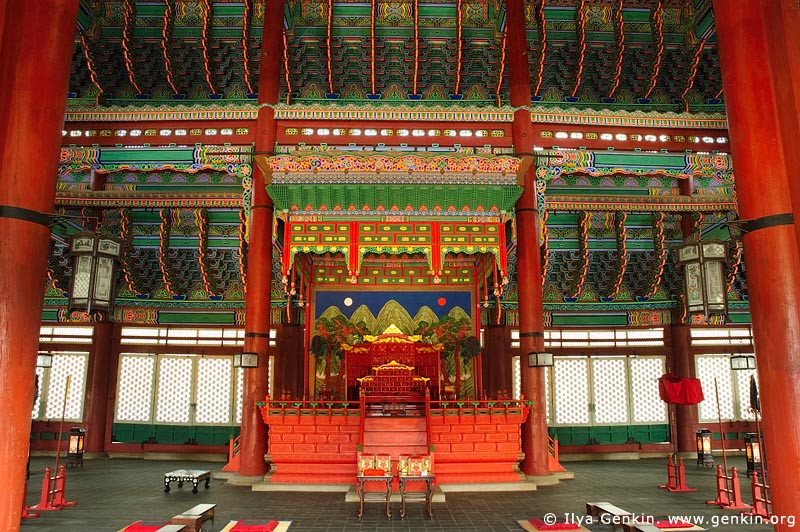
[730,353,756,371]
[233,352,259,368]
[68,232,122,317]
[677,236,728,318]
[527,352,554,367]
[36,352,53,368]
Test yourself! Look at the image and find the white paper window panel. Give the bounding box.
[544,365,551,424]
[120,327,247,346]
[235,367,244,424]
[696,355,735,421]
[155,357,194,423]
[32,367,45,419]
[116,355,156,422]
[509,357,548,421]
[43,354,88,421]
[690,327,752,346]
[554,357,589,424]
[592,357,629,424]
[545,328,664,348]
[630,357,667,423]
[196,357,233,424]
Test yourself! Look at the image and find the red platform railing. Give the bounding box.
[221,434,241,472]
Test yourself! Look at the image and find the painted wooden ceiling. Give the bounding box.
[70,0,721,112]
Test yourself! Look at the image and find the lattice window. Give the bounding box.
[120,326,246,347]
[196,358,232,424]
[544,366,551,424]
[511,356,522,400]
[116,355,156,422]
[32,367,45,419]
[696,355,735,421]
[155,357,193,423]
[39,326,94,344]
[43,353,88,421]
[734,366,758,421]
[630,357,667,423]
[235,367,244,424]
[690,327,752,346]
[592,357,628,424]
[511,356,548,421]
[545,328,664,348]
[554,357,589,424]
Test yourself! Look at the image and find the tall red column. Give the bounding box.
[713,0,800,525]
[668,325,696,452]
[83,322,113,453]
[482,324,511,398]
[238,0,285,478]
[671,179,698,453]
[0,1,79,529]
[505,0,549,477]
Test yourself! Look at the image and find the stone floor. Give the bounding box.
[21,455,776,532]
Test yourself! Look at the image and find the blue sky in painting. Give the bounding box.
[314,290,471,319]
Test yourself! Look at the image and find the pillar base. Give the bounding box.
[225,472,268,486]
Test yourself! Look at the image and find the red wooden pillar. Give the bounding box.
[671,178,698,452]
[83,322,113,453]
[279,323,304,400]
[505,0,549,477]
[238,0,285,478]
[482,324,511,399]
[668,325,696,452]
[713,0,800,525]
[0,1,79,529]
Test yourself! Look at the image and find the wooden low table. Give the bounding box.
[171,503,216,532]
[398,474,435,519]
[585,501,634,530]
[355,474,393,520]
[164,470,211,494]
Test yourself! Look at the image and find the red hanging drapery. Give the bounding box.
[658,374,705,405]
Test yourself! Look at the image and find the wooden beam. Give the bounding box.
[200,0,216,95]
[643,0,664,100]
[570,0,587,99]
[608,0,625,99]
[121,0,143,95]
[161,0,179,96]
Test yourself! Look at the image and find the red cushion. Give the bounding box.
[229,520,279,532]
[528,518,580,530]
[362,468,386,476]
[123,522,169,532]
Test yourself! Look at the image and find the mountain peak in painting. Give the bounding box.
[448,306,470,322]
[412,306,440,328]
[318,306,345,322]
[374,300,416,335]
[349,304,377,331]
